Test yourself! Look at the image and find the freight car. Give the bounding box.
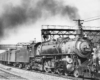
[0,45,32,68]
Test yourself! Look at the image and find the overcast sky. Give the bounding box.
[0,0,100,44]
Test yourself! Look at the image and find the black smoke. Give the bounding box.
[0,0,80,38]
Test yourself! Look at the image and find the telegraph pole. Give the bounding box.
[74,19,84,38]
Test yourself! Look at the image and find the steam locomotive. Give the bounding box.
[0,35,94,77]
[0,20,96,78]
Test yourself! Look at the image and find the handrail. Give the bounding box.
[42,25,100,30]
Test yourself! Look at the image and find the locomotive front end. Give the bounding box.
[60,37,93,77]
[75,38,93,58]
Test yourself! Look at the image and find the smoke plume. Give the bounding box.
[0,0,80,40]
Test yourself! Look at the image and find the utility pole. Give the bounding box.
[74,19,84,38]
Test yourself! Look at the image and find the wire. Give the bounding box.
[84,15,100,21]
[84,17,100,22]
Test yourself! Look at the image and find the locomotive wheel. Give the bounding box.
[44,68,51,73]
[54,69,63,75]
[73,70,79,78]
[25,64,30,70]
[65,72,68,76]
[44,61,51,73]
[13,63,17,67]
[18,64,23,69]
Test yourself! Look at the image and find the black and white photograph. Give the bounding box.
[0,0,100,80]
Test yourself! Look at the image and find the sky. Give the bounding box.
[0,0,100,44]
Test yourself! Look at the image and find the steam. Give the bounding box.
[0,0,80,42]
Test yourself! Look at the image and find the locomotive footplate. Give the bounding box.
[36,54,69,59]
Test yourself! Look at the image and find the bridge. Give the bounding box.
[41,25,100,46]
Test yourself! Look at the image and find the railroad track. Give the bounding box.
[0,64,77,80]
[0,64,99,80]
[28,70,96,80]
[0,69,27,80]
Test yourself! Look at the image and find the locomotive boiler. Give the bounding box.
[40,37,92,58]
